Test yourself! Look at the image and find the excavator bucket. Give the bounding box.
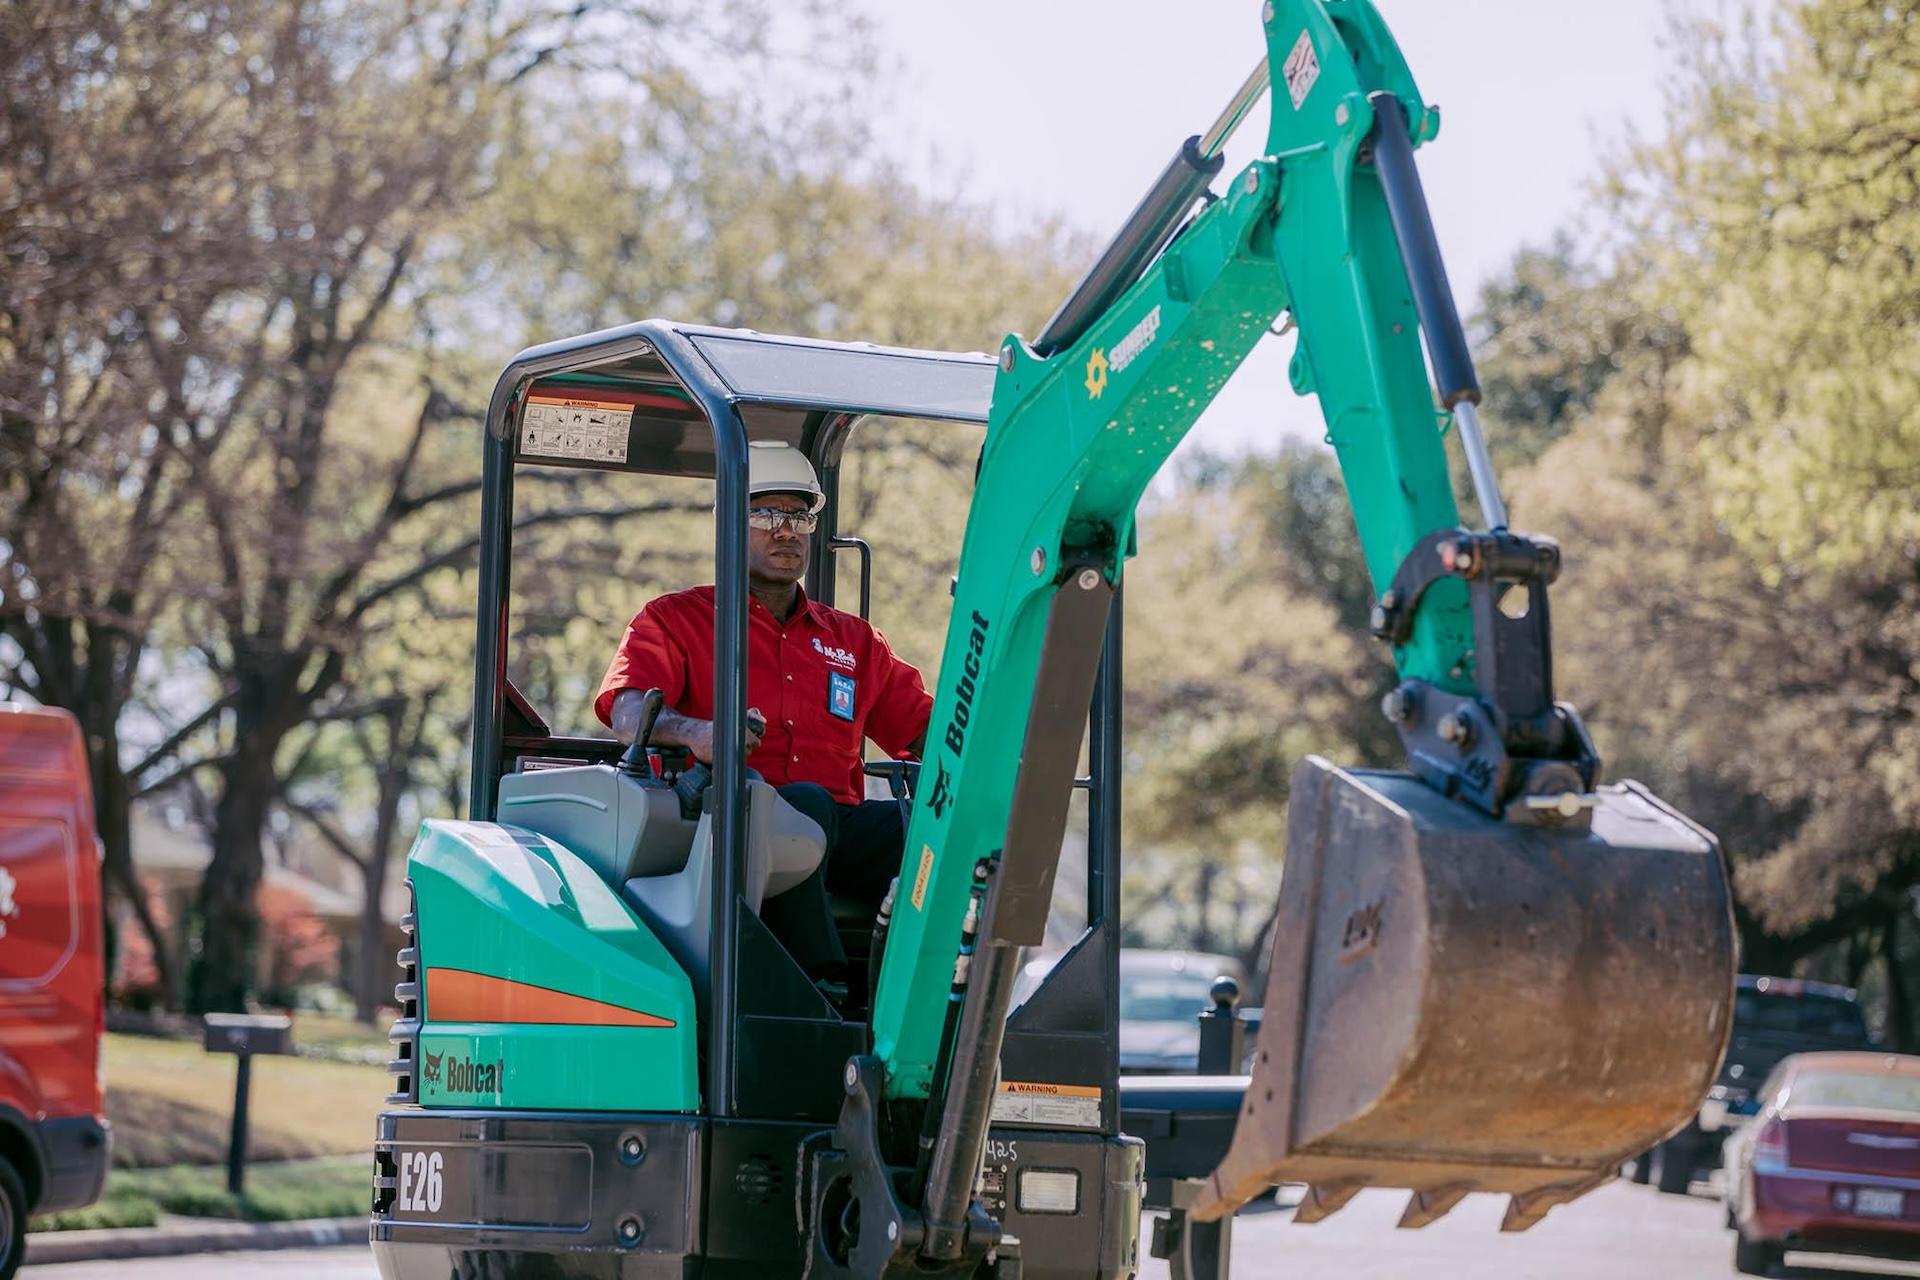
[1189,756,1735,1230]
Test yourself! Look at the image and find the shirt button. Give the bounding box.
[786,675,794,682]
[792,755,799,762]
[786,719,793,726]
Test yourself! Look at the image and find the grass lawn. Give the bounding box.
[28,1031,390,1231]
[32,1157,371,1231]
[104,1031,388,1165]
[286,1011,393,1062]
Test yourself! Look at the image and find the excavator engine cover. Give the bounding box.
[1195,756,1734,1230]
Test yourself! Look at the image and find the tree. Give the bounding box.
[0,0,304,1003]
[1113,445,1404,970]
[3,0,880,1011]
[1624,0,1920,574]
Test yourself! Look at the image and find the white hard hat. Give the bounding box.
[746,441,825,513]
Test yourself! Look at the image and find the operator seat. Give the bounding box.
[495,764,824,991]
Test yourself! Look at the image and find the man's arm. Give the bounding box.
[864,627,935,761]
[609,688,764,760]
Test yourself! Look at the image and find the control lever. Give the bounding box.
[671,708,767,819]
[616,688,667,776]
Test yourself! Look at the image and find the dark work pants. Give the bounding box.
[762,782,906,975]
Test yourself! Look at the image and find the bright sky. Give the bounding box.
[850,0,1674,456]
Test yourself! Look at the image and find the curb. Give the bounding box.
[25,1215,366,1265]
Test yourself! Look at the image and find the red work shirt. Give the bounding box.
[594,585,933,805]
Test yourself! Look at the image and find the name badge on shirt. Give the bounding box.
[828,671,856,722]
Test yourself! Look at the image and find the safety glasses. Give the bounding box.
[747,507,819,535]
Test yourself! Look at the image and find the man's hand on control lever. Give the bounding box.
[611,689,764,762]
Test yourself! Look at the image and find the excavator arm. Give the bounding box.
[827,2,1733,1273]
[877,0,1475,1106]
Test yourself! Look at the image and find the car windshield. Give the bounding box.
[1735,992,1868,1041]
[1120,974,1217,1023]
[1792,1070,1920,1114]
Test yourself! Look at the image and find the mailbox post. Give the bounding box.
[203,1013,294,1194]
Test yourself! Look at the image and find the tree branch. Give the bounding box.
[345,499,704,624]
[128,695,235,781]
[283,799,371,873]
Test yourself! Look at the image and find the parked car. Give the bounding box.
[1723,1051,1920,1275]
[1640,973,1875,1194]
[1012,947,1244,1075]
[0,705,111,1277]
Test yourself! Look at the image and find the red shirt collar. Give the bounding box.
[746,583,819,628]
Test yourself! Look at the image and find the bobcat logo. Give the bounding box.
[421,1050,443,1086]
[0,867,16,939]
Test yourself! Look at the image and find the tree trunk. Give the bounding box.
[353,759,401,1027]
[1885,912,1913,1053]
[93,735,178,1008]
[190,750,279,1013]
[1193,861,1220,955]
[354,854,392,1024]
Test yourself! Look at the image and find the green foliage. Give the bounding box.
[1116,445,1400,963]
[32,1159,372,1231]
[1472,237,1681,475]
[1627,0,1920,573]
[29,1185,161,1233]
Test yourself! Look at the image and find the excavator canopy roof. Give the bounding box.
[487,320,998,481]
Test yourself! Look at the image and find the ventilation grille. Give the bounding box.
[734,1152,784,1208]
[386,882,421,1105]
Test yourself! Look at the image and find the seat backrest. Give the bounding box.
[495,764,699,885]
[621,781,825,999]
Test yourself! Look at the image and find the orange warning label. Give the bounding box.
[999,1081,1101,1098]
[527,395,634,412]
[992,1079,1102,1128]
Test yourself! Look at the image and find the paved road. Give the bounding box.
[1141,1181,1920,1279]
[24,1181,1920,1277]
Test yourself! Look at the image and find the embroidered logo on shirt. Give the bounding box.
[812,637,857,670]
[828,672,856,721]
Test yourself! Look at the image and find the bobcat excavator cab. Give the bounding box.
[368,2,1736,1277]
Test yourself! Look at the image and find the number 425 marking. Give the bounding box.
[396,1149,444,1214]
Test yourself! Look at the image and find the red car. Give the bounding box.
[0,705,111,1277]
[1723,1050,1920,1275]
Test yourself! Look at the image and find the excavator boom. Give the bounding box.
[877,0,1461,1104]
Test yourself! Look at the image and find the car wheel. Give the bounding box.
[1655,1136,1695,1195]
[1732,1229,1781,1276]
[0,1155,24,1280]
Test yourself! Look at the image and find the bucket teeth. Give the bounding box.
[1500,1170,1610,1233]
[1292,1182,1362,1225]
[1397,1185,1470,1230]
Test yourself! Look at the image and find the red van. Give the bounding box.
[0,704,110,1275]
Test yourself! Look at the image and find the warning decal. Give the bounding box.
[520,395,632,464]
[991,1080,1102,1130]
[1283,30,1320,110]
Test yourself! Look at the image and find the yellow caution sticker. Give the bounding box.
[910,844,935,912]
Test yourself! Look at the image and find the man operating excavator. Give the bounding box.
[594,441,931,985]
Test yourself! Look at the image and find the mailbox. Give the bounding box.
[203,1012,294,1057]
[202,1012,296,1193]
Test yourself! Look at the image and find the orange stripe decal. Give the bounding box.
[427,968,675,1028]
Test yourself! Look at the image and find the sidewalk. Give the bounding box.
[25,1214,365,1266]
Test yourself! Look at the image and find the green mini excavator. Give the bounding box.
[367,3,1737,1276]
